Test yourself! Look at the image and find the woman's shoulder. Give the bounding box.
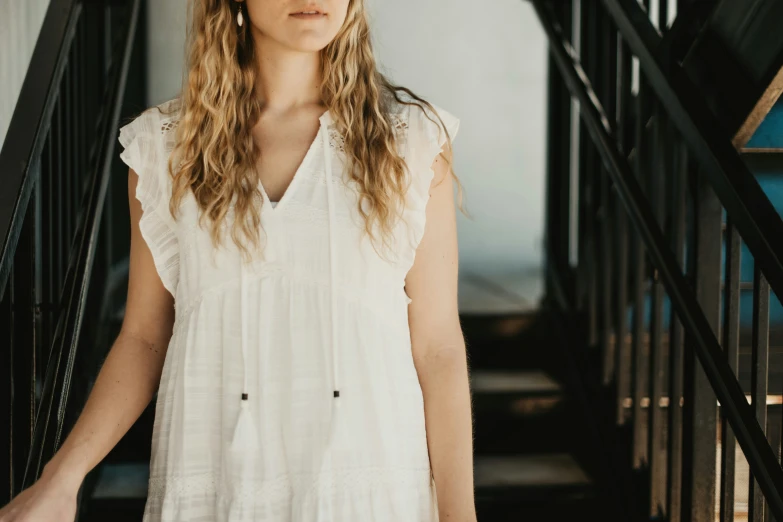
[383,94,459,164]
[118,97,182,151]
[117,98,182,195]
[389,93,460,158]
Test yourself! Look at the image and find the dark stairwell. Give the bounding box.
[3,1,783,521]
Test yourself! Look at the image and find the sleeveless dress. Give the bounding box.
[117,97,460,522]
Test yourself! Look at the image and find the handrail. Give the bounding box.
[0,0,143,500]
[532,1,783,519]
[600,0,783,310]
[22,0,142,485]
[0,0,80,299]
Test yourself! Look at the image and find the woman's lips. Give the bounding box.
[290,13,326,19]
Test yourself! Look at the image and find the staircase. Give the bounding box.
[466,312,611,520]
[535,0,783,519]
[5,0,783,520]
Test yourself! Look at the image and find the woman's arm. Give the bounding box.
[45,167,175,482]
[406,144,476,522]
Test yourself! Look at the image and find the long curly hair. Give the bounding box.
[166,0,465,261]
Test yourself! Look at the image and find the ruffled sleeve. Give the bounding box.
[118,109,180,298]
[399,101,460,272]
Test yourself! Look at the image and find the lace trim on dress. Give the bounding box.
[160,120,178,134]
[146,466,433,502]
[328,127,345,152]
[324,110,408,155]
[390,111,410,159]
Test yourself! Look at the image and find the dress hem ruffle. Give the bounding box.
[143,466,438,522]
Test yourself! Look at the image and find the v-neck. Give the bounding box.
[258,108,332,214]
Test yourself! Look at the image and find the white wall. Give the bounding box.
[365,0,547,311]
[0,0,51,148]
[146,2,188,106]
[146,0,548,312]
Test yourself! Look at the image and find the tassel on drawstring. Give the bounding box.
[231,396,258,452]
[229,395,257,482]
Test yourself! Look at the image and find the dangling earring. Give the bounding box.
[237,3,244,27]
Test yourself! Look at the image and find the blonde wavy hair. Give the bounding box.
[166,0,465,261]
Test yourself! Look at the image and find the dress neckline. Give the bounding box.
[257,108,332,214]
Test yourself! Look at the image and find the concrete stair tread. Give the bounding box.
[79,498,147,522]
[471,370,562,395]
[475,453,592,490]
[91,463,149,499]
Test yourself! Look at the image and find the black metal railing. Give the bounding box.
[537,0,783,520]
[0,0,142,504]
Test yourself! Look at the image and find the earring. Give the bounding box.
[237,3,244,27]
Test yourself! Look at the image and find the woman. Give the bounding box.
[0,0,474,520]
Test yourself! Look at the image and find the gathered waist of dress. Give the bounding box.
[173,265,410,330]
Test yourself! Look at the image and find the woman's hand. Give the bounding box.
[0,465,82,522]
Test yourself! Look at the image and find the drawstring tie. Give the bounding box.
[230,223,257,479]
[320,109,341,521]
[322,112,341,405]
[229,110,341,489]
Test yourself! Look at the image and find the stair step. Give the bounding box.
[470,370,564,420]
[79,462,149,522]
[80,498,147,522]
[473,402,574,455]
[475,453,592,490]
[91,463,149,499]
[461,313,541,344]
[461,313,573,379]
[475,493,600,522]
[471,370,561,396]
[473,453,599,521]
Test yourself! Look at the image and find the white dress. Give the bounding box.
[117,96,460,522]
